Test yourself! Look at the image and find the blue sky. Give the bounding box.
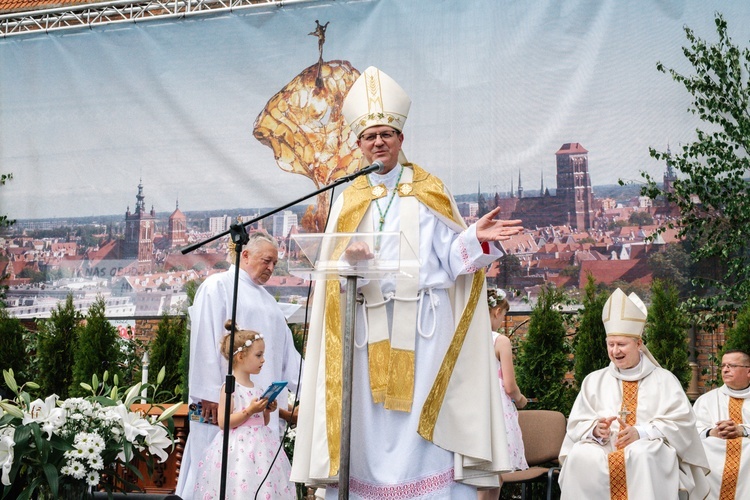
[1,0,749,220]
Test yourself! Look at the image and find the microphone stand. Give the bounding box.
[182,163,380,500]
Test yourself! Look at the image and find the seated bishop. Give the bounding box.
[693,349,750,500]
[558,288,709,499]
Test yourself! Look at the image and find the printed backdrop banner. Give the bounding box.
[3,0,750,221]
[1,0,749,316]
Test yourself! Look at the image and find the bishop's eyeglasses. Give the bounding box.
[360,130,398,143]
[720,363,750,369]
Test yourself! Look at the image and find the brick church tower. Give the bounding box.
[167,200,187,248]
[555,143,594,230]
[124,180,156,272]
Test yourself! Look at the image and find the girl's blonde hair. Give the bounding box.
[487,288,510,314]
[220,320,264,360]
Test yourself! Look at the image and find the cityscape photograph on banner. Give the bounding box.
[1,0,748,318]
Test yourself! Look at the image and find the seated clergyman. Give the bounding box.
[693,349,750,500]
[558,288,709,499]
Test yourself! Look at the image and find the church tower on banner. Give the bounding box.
[555,143,594,230]
[124,180,156,272]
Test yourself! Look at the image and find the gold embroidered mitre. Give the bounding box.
[342,66,411,137]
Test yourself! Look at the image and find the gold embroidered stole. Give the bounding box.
[417,269,486,441]
[719,397,744,500]
[608,380,638,500]
[323,163,464,475]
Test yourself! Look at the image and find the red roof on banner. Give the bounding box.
[555,143,589,155]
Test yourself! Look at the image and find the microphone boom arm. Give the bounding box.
[182,162,382,255]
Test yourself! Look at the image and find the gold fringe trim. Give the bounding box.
[384,348,415,412]
[418,270,485,440]
[368,339,391,404]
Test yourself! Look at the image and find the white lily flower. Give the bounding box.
[0,433,14,486]
[110,405,150,442]
[22,395,65,439]
[145,425,171,463]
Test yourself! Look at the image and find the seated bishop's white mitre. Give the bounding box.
[602,288,661,367]
[602,288,648,338]
[342,66,412,138]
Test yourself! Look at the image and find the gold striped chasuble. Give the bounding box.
[608,380,638,500]
[719,397,745,500]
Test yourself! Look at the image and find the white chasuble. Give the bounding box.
[693,385,750,500]
[290,164,511,499]
[559,358,709,500]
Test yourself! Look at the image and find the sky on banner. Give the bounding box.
[1,0,749,221]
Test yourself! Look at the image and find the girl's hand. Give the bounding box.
[265,400,278,412]
[243,397,269,416]
[514,395,528,410]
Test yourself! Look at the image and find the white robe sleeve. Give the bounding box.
[188,276,230,404]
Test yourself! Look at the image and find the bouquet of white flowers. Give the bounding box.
[0,369,181,499]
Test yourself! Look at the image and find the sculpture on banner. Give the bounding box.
[253,20,362,233]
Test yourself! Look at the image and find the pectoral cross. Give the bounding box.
[618,409,631,421]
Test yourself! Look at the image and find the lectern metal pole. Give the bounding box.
[339,274,359,499]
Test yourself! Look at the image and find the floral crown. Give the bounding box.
[487,288,507,308]
[232,334,264,357]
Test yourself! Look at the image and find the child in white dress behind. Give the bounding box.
[194,320,295,499]
[478,289,528,500]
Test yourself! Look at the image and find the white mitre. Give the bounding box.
[602,288,660,367]
[342,66,411,138]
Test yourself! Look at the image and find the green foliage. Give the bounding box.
[573,274,610,390]
[628,211,653,226]
[149,314,186,400]
[0,173,15,231]
[516,285,574,414]
[119,326,146,388]
[723,298,750,355]
[70,296,123,397]
[610,280,650,301]
[648,242,692,297]
[640,14,750,319]
[213,260,231,270]
[179,280,200,403]
[496,254,523,289]
[644,280,691,389]
[0,310,28,395]
[18,267,45,284]
[36,295,82,400]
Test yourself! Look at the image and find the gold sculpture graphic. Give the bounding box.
[253,20,362,233]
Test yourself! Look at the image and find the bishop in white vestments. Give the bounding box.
[558,288,709,500]
[290,66,523,499]
[693,350,750,500]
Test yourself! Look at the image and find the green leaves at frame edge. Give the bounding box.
[2,370,17,395]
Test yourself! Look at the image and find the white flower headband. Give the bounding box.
[232,334,264,357]
[488,289,507,308]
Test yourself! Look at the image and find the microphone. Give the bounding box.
[341,160,386,182]
[358,160,385,175]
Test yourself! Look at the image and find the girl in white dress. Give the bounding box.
[194,321,295,499]
[478,289,528,500]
